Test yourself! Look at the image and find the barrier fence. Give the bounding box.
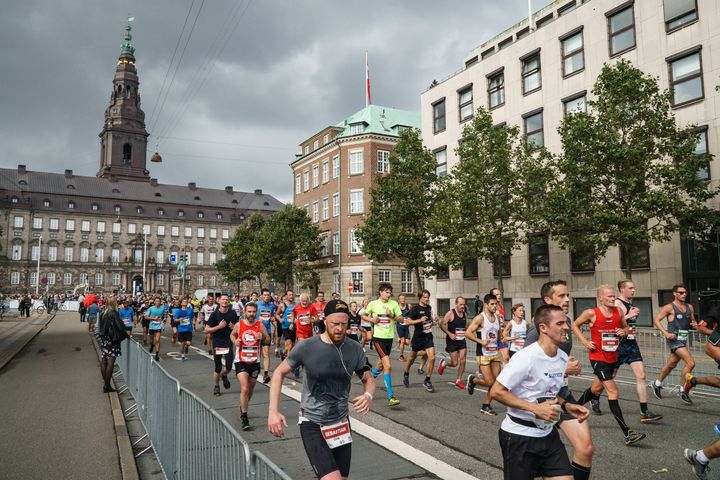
[116,338,290,480]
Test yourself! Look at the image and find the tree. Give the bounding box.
[217,214,266,291]
[544,59,719,279]
[355,129,439,290]
[429,107,551,293]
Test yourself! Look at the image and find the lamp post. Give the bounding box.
[35,235,42,295]
[142,226,148,294]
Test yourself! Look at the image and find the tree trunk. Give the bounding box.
[622,244,633,280]
[413,267,424,292]
[494,258,505,297]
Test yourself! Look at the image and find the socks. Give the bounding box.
[654,379,662,387]
[576,388,596,405]
[571,461,591,480]
[696,449,710,464]
[608,399,630,436]
[384,373,393,398]
[640,402,648,414]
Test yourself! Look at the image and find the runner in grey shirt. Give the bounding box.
[268,299,375,479]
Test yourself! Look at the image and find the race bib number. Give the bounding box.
[122,318,133,328]
[378,316,391,327]
[423,320,433,333]
[260,312,271,321]
[627,325,636,340]
[320,419,352,449]
[299,313,310,326]
[350,325,359,335]
[485,340,497,353]
[214,347,230,355]
[514,335,525,349]
[677,329,689,342]
[601,332,619,352]
[238,346,259,363]
[455,328,465,341]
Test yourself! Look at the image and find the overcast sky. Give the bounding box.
[0,0,552,203]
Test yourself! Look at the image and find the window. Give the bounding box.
[463,259,478,279]
[620,244,650,270]
[561,29,584,77]
[695,128,710,180]
[332,193,340,217]
[312,165,319,187]
[66,219,75,231]
[668,49,704,107]
[153,250,163,264]
[607,5,636,56]
[493,255,512,277]
[323,134,330,145]
[114,205,121,214]
[303,171,310,191]
[322,161,329,183]
[458,86,473,122]
[377,150,390,173]
[64,247,73,262]
[32,217,42,230]
[524,110,544,148]
[48,245,57,261]
[95,273,104,286]
[158,208,165,216]
[80,247,89,263]
[95,248,104,263]
[322,198,329,220]
[63,273,72,285]
[570,249,595,272]
[195,211,204,219]
[197,227,205,238]
[320,234,329,257]
[529,234,550,274]
[112,273,121,286]
[29,272,37,286]
[563,92,587,116]
[49,218,59,230]
[111,248,120,263]
[558,1,577,16]
[184,226,192,237]
[350,123,363,135]
[487,70,505,109]
[195,274,202,287]
[97,221,106,233]
[304,146,310,155]
[351,271,364,294]
[436,265,450,280]
[349,151,364,174]
[67,201,75,209]
[196,252,204,265]
[333,272,340,294]
[10,272,20,285]
[209,252,217,265]
[177,209,185,217]
[295,175,301,194]
[437,299,451,317]
[128,223,136,234]
[222,228,229,240]
[13,216,24,228]
[313,140,319,150]
[664,0,698,32]
[112,222,120,234]
[155,225,164,236]
[312,201,319,223]
[136,206,143,214]
[11,244,22,261]
[521,52,541,94]
[572,297,597,319]
[171,226,179,237]
[81,220,90,232]
[79,273,88,285]
[433,99,446,133]
[43,200,51,207]
[10,196,18,204]
[31,244,40,261]
[210,228,217,239]
[332,155,339,178]
[401,270,413,293]
[378,270,391,283]
[349,189,364,214]
[209,275,217,287]
[349,229,362,254]
[435,148,447,178]
[328,232,338,255]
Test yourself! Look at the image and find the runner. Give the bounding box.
[683,303,720,401]
[363,283,402,407]
[191,297,201,329]
[205,294,238,396]
[615,280,662,422]
[231,302,270,430]
[347,301,362,342]
[572,284,646,445]
[146,297,165,362]
[87,299,100,334]
[119,299,136,336]
[139,298,151,345]
[358,299,372,352]
[396,294,411,361]
[313,291,328,335]
[652,284,697,403]
[465,293,502,415]
[268,299,375,480]
[292,294,319,378]
[168,297,180,345]
[491,288,510,363]
[491,304,590,480]
[685,438,720,479]
[201,296,218,356]
[438,296,468,389]
[503,303,527,359]
[402,289,438,392]
[174,298,194,361]
[275,290,297,360]
[256,288,277,384]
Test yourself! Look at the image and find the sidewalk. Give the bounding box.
[0,312,124,480]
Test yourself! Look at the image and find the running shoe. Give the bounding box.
[684,448,710,479]
[624,430,646,446]
[639,411,663,423]
[467,374,476,395]
[680,390,693,404]
[438,358,447,376]
[181,354,186,361]
[480,405,497,416]
[154,352,160,362]
[262,373,271,384]
[591,399,602,415]
[714,423,720,436]
[455,379,466,390]
[418,367,425,375]
[241,414,250,431]
[213,385,221,396]
[399,354,406,362]
[424,378,434,392]
[222,374,231,390]
[388,396,400,407]
[403,373,410,388]
[652,382,663,399]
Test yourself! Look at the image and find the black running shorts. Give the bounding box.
[299,420,352,479]
[177,331,193,343]
[446,339,467,353]
[373,338,393,358]
[590,360,617,381]
[213,348,234,373]
[499,428,572,479]
[411,335,434,352]
[235,361,260,378]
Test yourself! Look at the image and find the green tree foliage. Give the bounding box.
[429,107,551,293]
[217,214,266,290]
[355,129,438,290]
[545,59,719,278]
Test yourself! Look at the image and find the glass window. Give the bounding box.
[458,86,473,121]
[312,165,319,187]
[111,273,120,286]
[10,271,20,285]
[570,249,596,272]
[433,99,446,133]
[49,218,59,230]
[177,209,184,217]
[95,248,104,263]
[111,248,120,262]
[31,245,40,261]
[80,247,89,263]
[295,175,301,194]
[112,222,120,234]
[529,234,550,274]
[524,111,544,148]
[197,227,205,238]
[563,93,586,116]
[664,0,698,31]
[81,220,90,232]
[66,219,75,231]
[13,216,24,228]
[128,223,136,234]
[332,232,340,255]
[488,71,505,109]
[64,247,73,261]
[196,252,204,265]
[435,148,447,178]
[48,245,57,261]
[493,255,512,278]
[68,201,75,209]
[401,270,413,293]
[351,271,364,293]
[562,31,584,77]
[313,140,319,150]
[332,155,339,178]
[349,190,364,214]
[32,217,42,230]
[572,298,596,319]
[209,252,217,265]
[95,273,104,286]
[669,50,703,106]
[222,228,229,240]
[210,228,217,239]
[463,259,478,279]
[11,244,22,260]
[349,229,362,254]
[312,201,319,223]
[349,151,364,174]
[184,226,192,237]
[377,150,390,173]
[322,161,329,183]
[620,244,650,270]
[522,54,541,94]
[155,250,164,264]
[608,5,636,56]
[436,265,450,280]
[79,273,88,285]
[45,272,55,285]
[350,123,363,135]
[320,235,329,257]
[28,271,37,286]
[303,171,310,191]
[332,193,340,217]
[695,128,710,180]
[157,225,165,236]
[378,270,391,283]
[322,198,329,220]
[171,226,179,237]
[63,273,72,285]
[97,221,105,233]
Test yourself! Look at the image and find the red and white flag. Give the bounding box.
[365,51,372,107]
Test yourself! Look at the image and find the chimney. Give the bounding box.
[254,189,262,195]
[64,169,73,179]
[17,165,26,174]
[150,178,158,186]
[188,182,197,190]
[225,186,233,194]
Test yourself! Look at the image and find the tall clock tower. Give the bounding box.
[98,21,150,181]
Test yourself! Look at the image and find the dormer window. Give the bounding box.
[158,208,165,216]
[114,205,121,214]
[350,123,363,135]
[43,199,51,207]
[10,196,19,204]
[68,201,75,209]
[136,206,144,214]
[197,211,204,219]
[216,212,223,220]
[91,203,99,211]
[177,209,185,217]
[67,184,76,190]
[18,180,27,186]
[112,188,120,194]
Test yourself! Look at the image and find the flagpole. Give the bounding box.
[528,0,534,31]
[365,51,371,107]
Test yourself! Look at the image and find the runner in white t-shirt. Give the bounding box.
[201,297,218,356]
[491,304,589,480]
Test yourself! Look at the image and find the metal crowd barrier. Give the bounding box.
[116,338,290,480]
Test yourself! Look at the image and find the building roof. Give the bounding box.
[0,166,284,212]
[334,104,421,138]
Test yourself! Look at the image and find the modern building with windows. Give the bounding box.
[290,104,420,299]
[421,0,719,321]
[0,24,282,295]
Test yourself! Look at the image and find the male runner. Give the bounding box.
[200,295,218,355]
[139,298,151,345]
[174,298,194,360]
[146,297,165,361]
[685,438,720,479]
[268,299,375,480]
[438,296,468,389]
[402,289,438,392]
[168,297,180,344]
[347,301,362,342]
[275,290,297,360]
[491,304,590,480]
[615,280,662,422]
[573,285,646,445]
[292,294,319,378]
[363,283,402,406]
[313,291,328,335]
[205,294,238,396]
[119,299,136,335]
[465,293,502,415]
[491,288,510,363]
[652,284,697,403]
[683,304,720,402]
[358,299,372,352]
[396,294,411,361]
[231,302,270,430]
[256,288,277,383]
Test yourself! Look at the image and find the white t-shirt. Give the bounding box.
[202,303,217,320]
[496,342,568,438]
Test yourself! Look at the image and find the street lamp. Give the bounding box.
[35,235,42,295]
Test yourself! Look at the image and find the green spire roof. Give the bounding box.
[335,104,420,138]
[120,19,135,56]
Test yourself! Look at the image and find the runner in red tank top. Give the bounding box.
[293,294,319,341]
[572,284,646,446]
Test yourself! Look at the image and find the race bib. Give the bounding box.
[601,332,619,352]
[677,329,689,342]
[122,318,133,328]
[214,347,230,355]
[260,312,271,321]
[485,340,497,353]
[320,419,352,449]
[455,328,465,341]
[423,320,433,333]
[514,335,525,349]
[350,325,359,335]
[627,325,636,340]
[238,346,259,363]
[299,313,310,326]
[378,315,391,326]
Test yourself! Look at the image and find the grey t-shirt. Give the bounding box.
[524,315,573,356]
[286,335,371,425]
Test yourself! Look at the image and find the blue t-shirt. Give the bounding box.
[281,302,296,329]
[174,307,194,332]
[119,307,135,329]
[147,306,165,330]
[87,304,100,321]
[256,300,277,329]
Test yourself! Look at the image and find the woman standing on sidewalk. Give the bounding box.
[98,297,129,393]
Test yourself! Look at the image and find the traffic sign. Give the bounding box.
[40,277,48,285]
[169,254,177,264]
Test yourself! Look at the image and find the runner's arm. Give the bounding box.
[438,311,452,337]
[351,369,376,415]
[268,360,292,437]
[465,315,485,345]
[261,324,271,345]
[491,381,562,422]
[689,304,698,328]
[697,318,714,336]
[230,323,240,346]
[502,322,515,342]
[572,310,595,350]
[653,306,674,339]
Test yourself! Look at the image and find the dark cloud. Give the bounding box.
[0,0,552,202]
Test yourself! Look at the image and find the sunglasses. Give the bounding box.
[676,291,688,295]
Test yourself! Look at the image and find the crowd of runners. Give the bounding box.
[83,279,720,480]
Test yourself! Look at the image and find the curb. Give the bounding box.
[0,312,56,371]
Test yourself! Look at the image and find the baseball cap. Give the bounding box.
[324,299,349,317]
